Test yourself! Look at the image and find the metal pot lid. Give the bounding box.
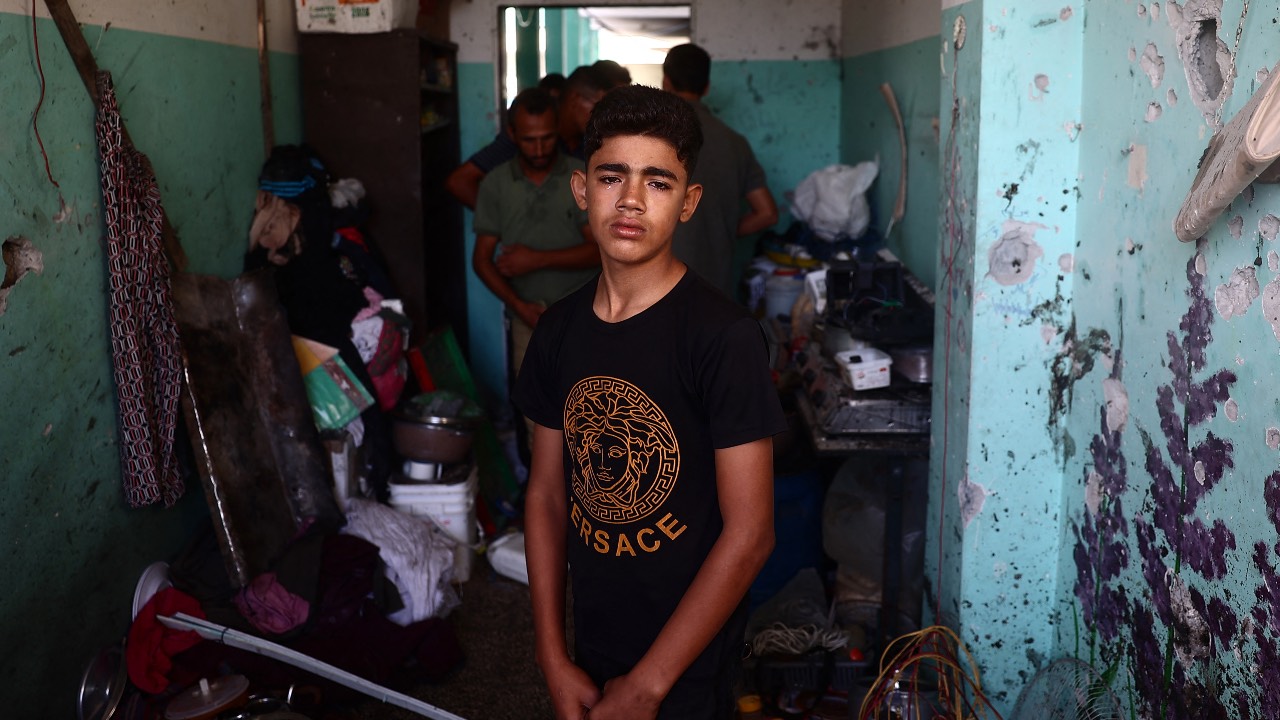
[78,642,127,720]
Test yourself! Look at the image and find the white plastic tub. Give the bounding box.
[836,348,893,390]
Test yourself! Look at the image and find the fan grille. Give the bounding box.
[1011,658,1124,720]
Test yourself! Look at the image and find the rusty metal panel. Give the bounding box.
[172,270,343,587]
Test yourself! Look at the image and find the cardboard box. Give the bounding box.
[296,0,417,34]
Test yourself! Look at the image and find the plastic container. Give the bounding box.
[764,270,806,322]
[388,470,478,582]
[736,693,764,719]
[835,348,892,390]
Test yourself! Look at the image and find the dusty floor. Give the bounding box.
[347,558,554,720]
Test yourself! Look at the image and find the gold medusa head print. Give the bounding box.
[564,376,680,524]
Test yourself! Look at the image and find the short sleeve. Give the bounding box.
[698,316,786,448]
[467,133,517,173]
[513,318,563,431]
[473,172,503,237]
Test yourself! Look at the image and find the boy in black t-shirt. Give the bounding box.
[514,85,787,719]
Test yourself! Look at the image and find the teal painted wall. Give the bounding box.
[841,35,941,291]
[460,57,841,407]
[1059,0,1280,714]
[0,13,300,712]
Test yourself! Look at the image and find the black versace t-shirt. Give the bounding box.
[514,270,787,682]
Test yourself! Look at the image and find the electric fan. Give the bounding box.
[1010,658,1124,720]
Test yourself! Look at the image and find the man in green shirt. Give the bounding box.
[472,87,600,444]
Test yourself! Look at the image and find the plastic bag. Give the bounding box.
[790,161,879,241]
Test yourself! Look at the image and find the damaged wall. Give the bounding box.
[1061,0,1280,715]
[449,0,843,406]
[925,0,1085,710]
[0,1,301,711]
[840,0,941,289]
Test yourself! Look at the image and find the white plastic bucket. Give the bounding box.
[764,271,805,322]
[388,470,478,582]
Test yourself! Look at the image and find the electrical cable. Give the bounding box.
[750,622,850,657]
[856,625,1002,720]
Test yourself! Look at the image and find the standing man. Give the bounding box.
[472,88,600,447]
[663,43,779,298]
[447,66,611,209]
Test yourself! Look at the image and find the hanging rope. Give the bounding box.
[31,0,59,188]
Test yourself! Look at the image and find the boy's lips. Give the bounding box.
[609,219,645,238]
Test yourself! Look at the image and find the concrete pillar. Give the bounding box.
[929,0,1084,710]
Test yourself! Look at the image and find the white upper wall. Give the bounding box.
[843,0,941,56]
[452,0,842,64]
[1,0,298,53]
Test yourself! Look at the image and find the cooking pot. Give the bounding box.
[392,390,483,464]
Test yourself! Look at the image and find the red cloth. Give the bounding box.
[126,587,206,693]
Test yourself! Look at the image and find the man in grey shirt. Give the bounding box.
[662,43,778,299]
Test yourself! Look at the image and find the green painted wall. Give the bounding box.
[0,13,300,712]
[840,35,941,291]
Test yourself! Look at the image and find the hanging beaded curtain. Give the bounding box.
[95,71,184,508]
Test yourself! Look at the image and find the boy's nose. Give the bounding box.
[616,182,644,212]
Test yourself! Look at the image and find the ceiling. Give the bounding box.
[577,5,692,39]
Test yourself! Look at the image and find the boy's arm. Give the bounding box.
[589,437,775,720]
[472,233,544,327]
[526,422,602,719]
[495,224,601,277]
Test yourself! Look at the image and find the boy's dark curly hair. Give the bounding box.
[581,85,703,175]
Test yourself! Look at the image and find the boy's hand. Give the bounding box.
[587,673,663,720]
[543,660,601,720]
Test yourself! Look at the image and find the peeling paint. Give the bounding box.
[1194,252,1207,276]
[1058,253,1074,273]
[1041,323,1058,344]
[1169,574,1212,666]
[1103,377,1129,432]
[1213,265,1260,319]
[1145,102,1163,122]
[1194,460,1206,484]
[1128,46,1138,62]
[1262,275,1280,340]
[1126,144,1149,191]
[1034,73,1050,93]
[1259,67,1271,85]
[1137,3,1148,18]
[1151,2,1161,19]
[1260,214,1280,241]
[1228,214,1243,238]
[1167,88,1179,106]
[1060,6,1074,21]
[959,474,987,528]
[1140,43,1165,88]
[1225,397,1239,421]
[0,236,44,317]
[988,220,1046,286]
[1085,469,1103,516]
[1269,250,1279,272]
[1268,427,1280,450]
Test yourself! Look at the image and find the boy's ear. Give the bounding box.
[570,169,589,210]
[679,182,703,223]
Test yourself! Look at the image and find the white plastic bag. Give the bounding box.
[790,161,879,241]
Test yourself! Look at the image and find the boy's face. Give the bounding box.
[570,134,702,267]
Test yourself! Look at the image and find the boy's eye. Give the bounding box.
[648,181,671,191]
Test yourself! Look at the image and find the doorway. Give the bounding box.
[499,5,692,107]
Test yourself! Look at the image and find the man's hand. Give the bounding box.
[496,242,541,277]
[513,299,546,329]
[586,673,664,720]
[541,658,601,720]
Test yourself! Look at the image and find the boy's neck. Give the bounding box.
[593,256,686,323]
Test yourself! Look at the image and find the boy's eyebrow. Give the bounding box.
[593,161,679,181]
